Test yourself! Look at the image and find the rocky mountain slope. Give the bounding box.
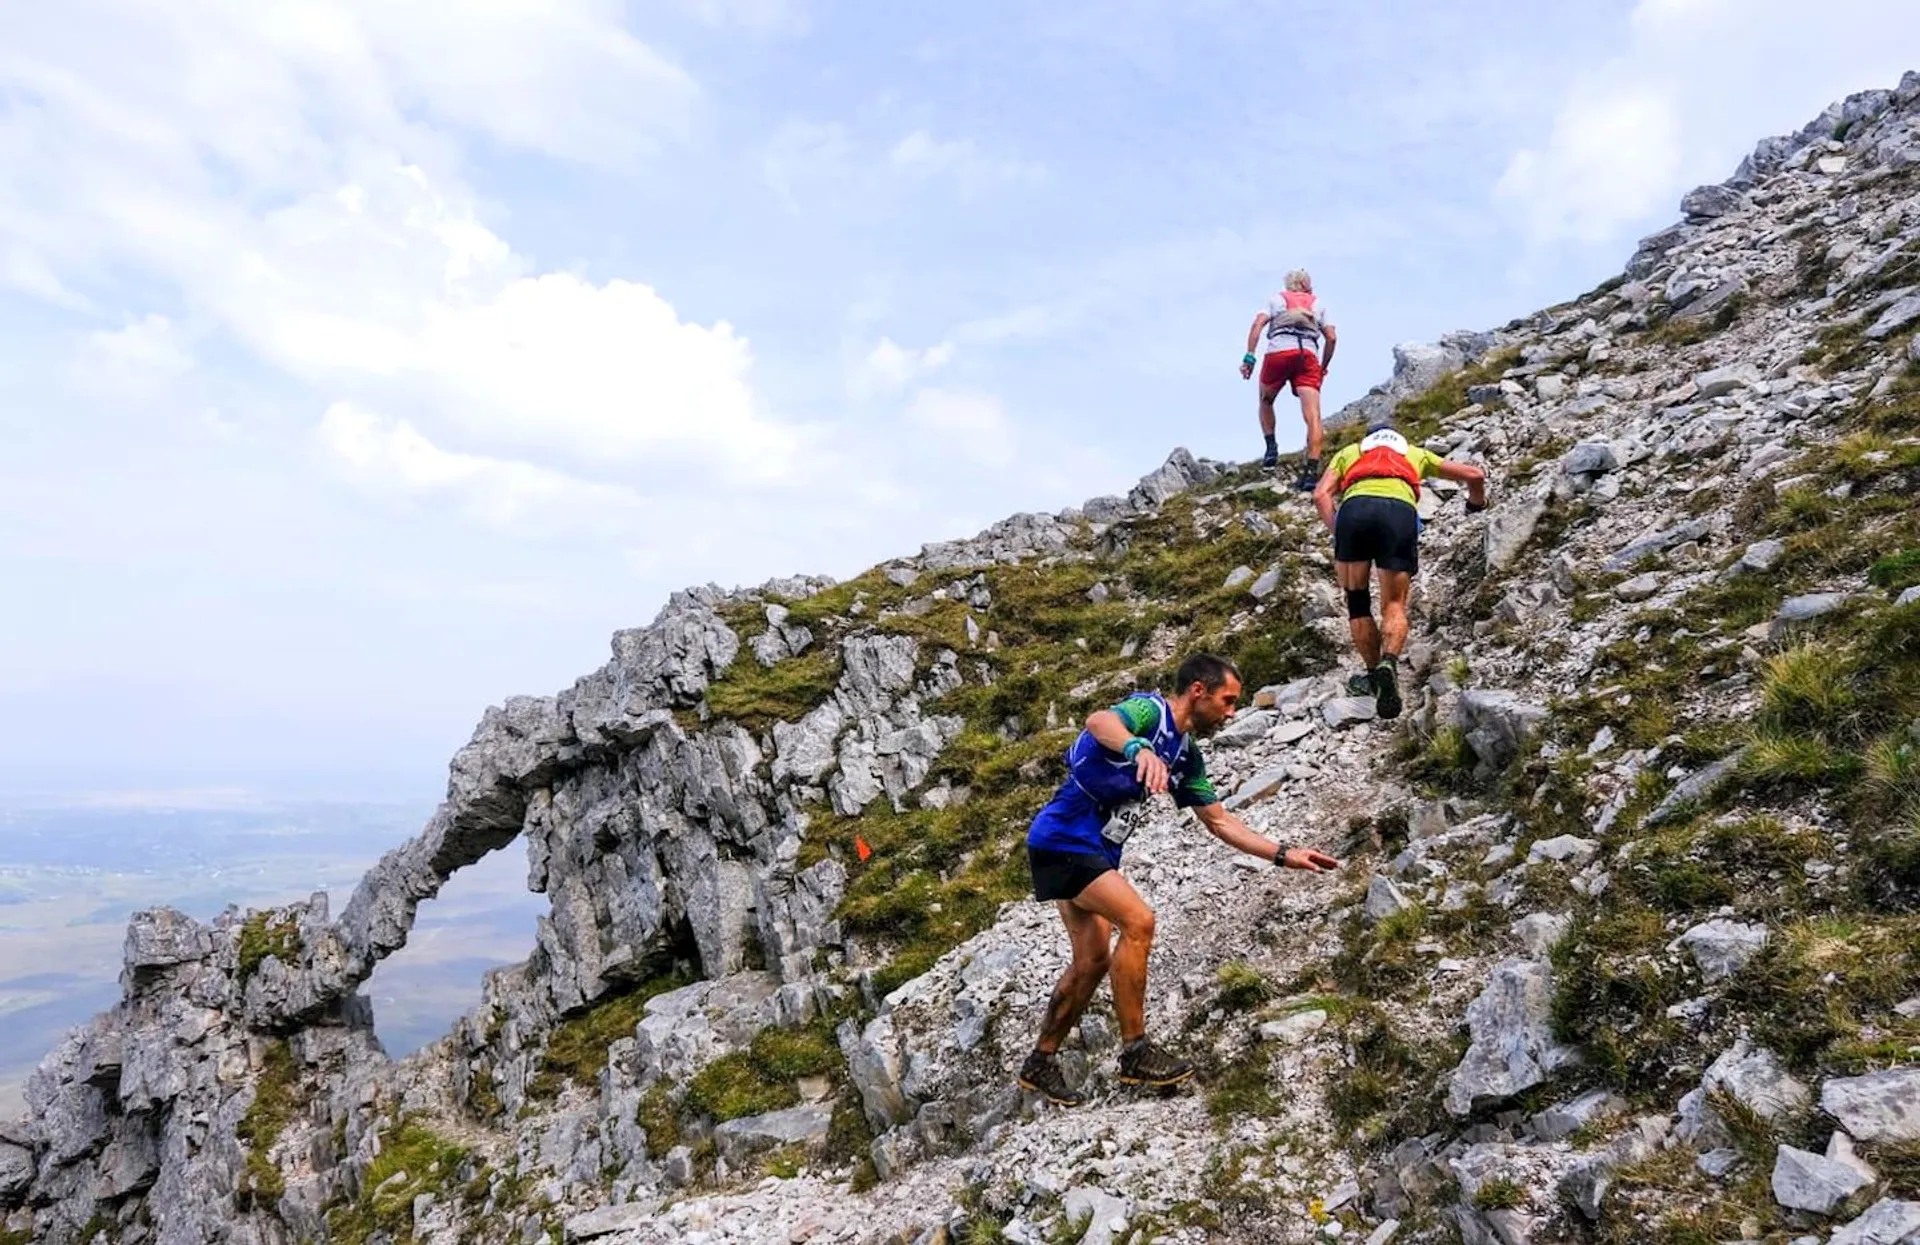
[8,73,1920,1245]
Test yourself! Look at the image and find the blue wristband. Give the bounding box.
[1122,738,1146,762]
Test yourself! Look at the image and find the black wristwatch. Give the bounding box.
[1271,847,1290,868]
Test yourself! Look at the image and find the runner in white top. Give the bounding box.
[1240,269,1338,489]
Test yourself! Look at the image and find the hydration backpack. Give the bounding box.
[1340,428,1423,499]
[1269,289,1321,336]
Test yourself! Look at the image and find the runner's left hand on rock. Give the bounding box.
[1280,847,1341,872]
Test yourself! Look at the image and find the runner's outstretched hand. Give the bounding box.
[1280,847,1341,872]
[1135,749,1170,795]
[1239,361,1254,380]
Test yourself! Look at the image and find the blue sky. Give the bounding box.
[2,0,1916,800]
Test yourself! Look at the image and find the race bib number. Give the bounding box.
[1101,802,1150,846]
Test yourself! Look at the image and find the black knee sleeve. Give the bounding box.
[1346,587,1373,619]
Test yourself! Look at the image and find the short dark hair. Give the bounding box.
[1174,653,1241,694]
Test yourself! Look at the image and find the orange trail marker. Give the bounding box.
[855,835,873,862]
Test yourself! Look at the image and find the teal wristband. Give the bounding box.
[1242,352,1257,367]
[1122,738,1146,762]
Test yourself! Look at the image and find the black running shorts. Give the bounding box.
[1334,495,1420,574]
[1029,847,1113,902]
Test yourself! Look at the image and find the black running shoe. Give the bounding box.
[1017,1050,1085,1107]
[1295,458,1322,492]
[1346,670,1374,696]
[1371,662,1403,720]
[1261,443,1280,469]
[1116,1038,1195,1088]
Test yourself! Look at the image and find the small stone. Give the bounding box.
[1224,566,1255,591]
[1697,1148,1743,1177]
[1527,835,1599,866]
[1225,767,1289,812]
[1259,1010,1329,1044]
[1867,293,1920,340]
[1695,364,1758,399]
[1614,573,1662,602]
[1729,539,1786,577]
[1672,919,1770,983]
[1830,1199,1920,1245]
[1772,1144,1877,1216]
[1771,592,1848,641]
[1365,1223,1400,1245]
[1273,719,1317,746]
[1250,567,1283,599]
[1512,912,1572,958]
[1366,876,1415,921]
[1561,442,1619,477]
[1532,1089,1626,1142]
[1898,586,1920,608]
[1822,1069,1920,1144]
[1323,697,1379,728]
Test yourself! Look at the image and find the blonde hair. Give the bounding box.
[1284,269,1313,292]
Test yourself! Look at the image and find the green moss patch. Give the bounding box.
[528,967,695,1099]
[236,912,302,986]
[328,1120,473,1245]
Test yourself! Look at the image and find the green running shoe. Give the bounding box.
[1017,1050,1085,1106]
[1371,662,1403,720]
[1116,1038,1194,1088]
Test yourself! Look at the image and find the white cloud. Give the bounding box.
[889,129,1046,190]
[1495,0,1920,245]
[1,4,811,495]
[851,337,954,397]
[316,403,649,533]
[905,388,1016,467]
[75,314,193,396]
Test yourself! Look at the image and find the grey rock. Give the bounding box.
[1830,1198,1920,1245]
[1682,183,1747,220]
[842,1015,911,1131]
[1225,767,1289,812]
[1673,919,1769,983]
[1322,697,1379,728]
[1868,294,1920,340]
[1367,876,1415,922]
[1527,835,1598,866]
[0,1140,32,1203]
[1823,1069,1920,1143]
[1259,1010,1330,1045]
[1212,709,1278,749]
[1561,1116,1672,1220]
[1453,691,1547,772]
[1681,1042,1811,1146]
[1535,373,1568,401]
[1647,748,1749,827]
[1614,572,1662,602]
[712,1103,832,1168]
[1512,913,1571,959]
[1223,565,1255,591]
[1561,442,1619,477]
[1698,1147,1743,1177]
[1900,586,1920,608]
[1730,539,1786,577]
[1773,1142,1877,1216]
[1273,719,1317,746]
[663,1145,695,1186]
[1129,447,1217,510]
[1532,1089,1625,1142]
[1249,566,1283,599]
[1446,958,1578,1115]
[885,565,920,588]
[1606,517,1714,570]
[1485,498,1549,572]
[1695,364,1759,399]
[565,1202,664,1241]
[1772,592,1848,641]
[1671,277,1749,323]
[1062,1186,1131,1245]
[123,907,212,972]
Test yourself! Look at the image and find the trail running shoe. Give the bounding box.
[1295,458,1322,492]
[1261,443,1280,469]
[1346,670,1374,696]
[1017,1050,1085,1107]
[1116,1038,1195,1088]
[1371,662,1404,720]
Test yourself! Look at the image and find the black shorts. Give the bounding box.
[1334,495,1420,574]
[1029,847,1113,902]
